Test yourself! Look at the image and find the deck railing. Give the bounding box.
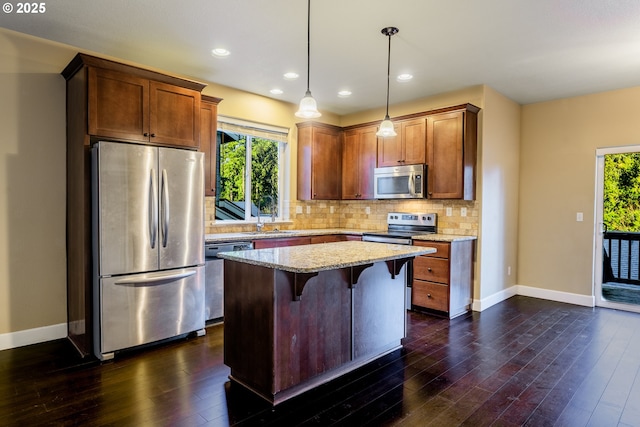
[604,231,640,286]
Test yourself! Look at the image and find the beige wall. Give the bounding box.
[0,30,69,335]
[519,86,640,296]
[477,86,521,300]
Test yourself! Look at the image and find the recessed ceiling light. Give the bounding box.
[283,72,299,80]
[338,90,352,98]
[211,48,230,58]
[397,73,413,82]
[270,88,284,95]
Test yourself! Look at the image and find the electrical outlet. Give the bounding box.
[461,207,467,217]
[330,206,335,214]
[296,206,303,214]
[365,206,371,215]
[576,212,583,222]
[508,266,511,276]
[306,206,311,214]
[446,207,452,217]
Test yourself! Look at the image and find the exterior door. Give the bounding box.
[95,141,158,276]
[594,145,640,313]
[158,147,204,270]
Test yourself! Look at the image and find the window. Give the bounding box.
[214,117,288,222]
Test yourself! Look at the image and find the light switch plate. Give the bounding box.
[446,207,452,216]
[577,212,583,222]
[365,207,371,215]
[461,207,467,217]
[306,206,311,214]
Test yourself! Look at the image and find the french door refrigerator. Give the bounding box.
[92,141,205,360]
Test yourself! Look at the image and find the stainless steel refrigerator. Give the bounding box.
[92,141,205,360]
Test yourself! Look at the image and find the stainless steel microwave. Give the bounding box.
[374,164,426,199]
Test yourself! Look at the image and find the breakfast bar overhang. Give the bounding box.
[218,241,436,405]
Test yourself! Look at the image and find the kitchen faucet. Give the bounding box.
[255,195,276,232]
[255,199,264,232]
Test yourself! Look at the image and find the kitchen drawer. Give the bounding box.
[413,240,450,259]
[412,280,448,312]
[413,256,449,284]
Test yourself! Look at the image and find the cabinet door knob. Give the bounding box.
[427,267,432,272]
[143,132,149,137]
[427,293,432,298]
[150,133,156,138]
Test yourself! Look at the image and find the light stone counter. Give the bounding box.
[204,228,370,243]
[412,233,477,242]
[205,229,476,244]
[217,240,436,274]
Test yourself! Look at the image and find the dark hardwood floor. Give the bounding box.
[2,296,640,426]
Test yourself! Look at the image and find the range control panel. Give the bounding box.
[387,212,437,227]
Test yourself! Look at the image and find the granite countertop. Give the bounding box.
[412,233,477,242]
[217,240,436,274]
[205,228,476,243]
[204,228,367,243]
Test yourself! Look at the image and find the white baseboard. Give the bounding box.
[516,285,595,307]
[472,284,595,313]
[472,286,518,312]
[0,323,66,351]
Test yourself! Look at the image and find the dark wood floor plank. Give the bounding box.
[3,296,640,427]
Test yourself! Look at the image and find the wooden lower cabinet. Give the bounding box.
[309,234,362,244]
[412,239,474,318]
[253,236,311,249]
[254,234,361,248]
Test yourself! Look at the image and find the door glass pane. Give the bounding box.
[602,153,640,306]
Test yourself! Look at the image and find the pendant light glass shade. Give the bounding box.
[296,90,321,118]
[377,115,396,137]
[376,27,398,137]
[295,0,321,119]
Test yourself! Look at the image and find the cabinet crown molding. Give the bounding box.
[61,53,207,92]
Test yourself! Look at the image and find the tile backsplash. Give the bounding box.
[205,197,478,236]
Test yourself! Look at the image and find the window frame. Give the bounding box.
[214,118,289,224]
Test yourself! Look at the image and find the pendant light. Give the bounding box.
[376,27,399,137]
[295,0,321,118]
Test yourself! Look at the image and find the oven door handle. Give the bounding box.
[363,235,413,245]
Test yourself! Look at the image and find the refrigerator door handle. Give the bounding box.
[161,169,170,248]
[114,269,197,286]
[149,169,158,249]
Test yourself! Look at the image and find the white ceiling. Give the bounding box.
[1,0,640,115]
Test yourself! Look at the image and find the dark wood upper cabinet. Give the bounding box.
[88,68,149,142]
[297,122,342,200]
[63,53,205,149]
[342,125,377,199]
[377,117,426,167]
[88,67,201,148]
[426,104,479,200]
[200,95,222,197]
[296,103,478,202]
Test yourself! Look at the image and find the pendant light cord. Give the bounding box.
[305,0,311,94]
[384,31,391,118]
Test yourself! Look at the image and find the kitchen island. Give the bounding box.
[218,241,435,404]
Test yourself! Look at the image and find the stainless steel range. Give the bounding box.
[362,212,437,245]
[363,212,437,308]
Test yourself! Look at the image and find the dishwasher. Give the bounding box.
[204,241,253,322]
